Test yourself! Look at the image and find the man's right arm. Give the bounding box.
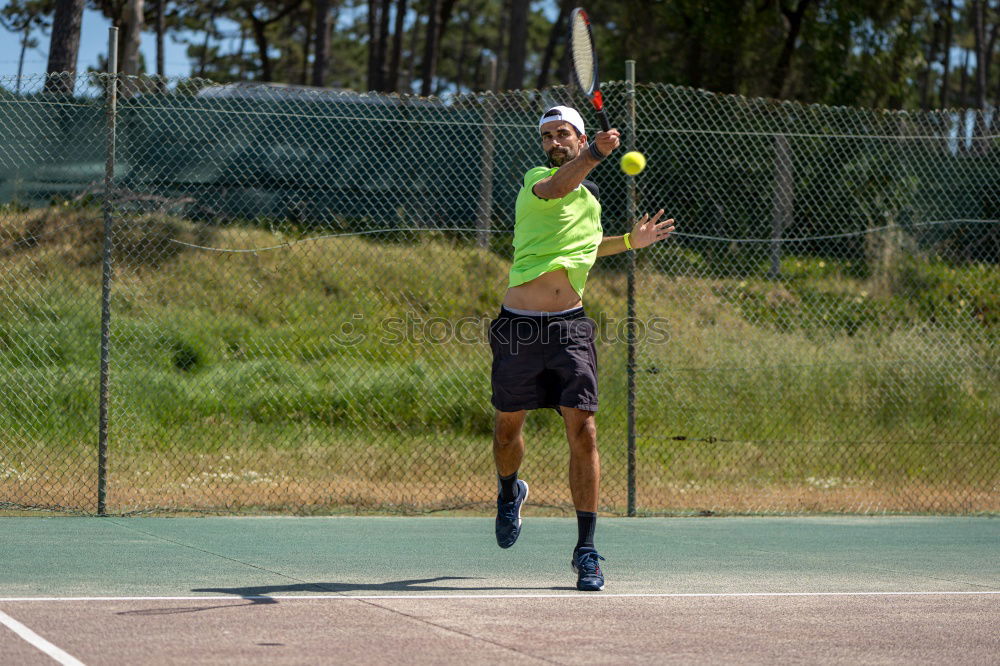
[532,129,621,200]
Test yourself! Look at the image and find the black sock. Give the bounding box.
[498,472,518,502]
[576,511,597,551]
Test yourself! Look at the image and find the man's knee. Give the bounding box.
[561,407,595,430]
[494,411,525,447]
[494,430,521,449]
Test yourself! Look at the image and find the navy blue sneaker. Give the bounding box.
[495,479,528,548]
[572,548,606,591]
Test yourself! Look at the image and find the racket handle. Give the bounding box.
[597,108,611,132]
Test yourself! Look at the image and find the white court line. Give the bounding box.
[0,591,998,602]
[0,608,86,666]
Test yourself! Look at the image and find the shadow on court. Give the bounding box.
[113,579,575,618]
[191,578,576,597]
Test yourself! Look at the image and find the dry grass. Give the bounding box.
[3,438,997,516]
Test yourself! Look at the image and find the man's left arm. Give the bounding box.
[597,210,676,257]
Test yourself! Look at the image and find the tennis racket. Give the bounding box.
[568,7,611,132]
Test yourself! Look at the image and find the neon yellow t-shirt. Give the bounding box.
[509,166,603,298]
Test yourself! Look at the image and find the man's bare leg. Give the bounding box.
[560,406,599,512]
[493,409,527,478]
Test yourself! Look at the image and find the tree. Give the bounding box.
[941,0,954,106]
[43,0,81,94]
[417,0,458,95]
[1,1,51,92]
[271,0,315,85]
[885,10,917,109]
[121,0,144,77]
[972,0,986,108]
[89,0,145,80]
[154,0,165,82]
[193,7,220,77]
[107,0,1000,111]
[376,0,392,90]
[367,0,383,90]
[386,0,407,92]
[222,0,304,82]
[172,0,223,77]
[420,0,441,95]
[312,0,332,86]
[769,0,815,98]
[971,0,1000,110]
[504,0,528,90]
[919,2,942,109]
[537,0,571,89]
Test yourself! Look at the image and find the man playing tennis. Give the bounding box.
[490,105,675,591]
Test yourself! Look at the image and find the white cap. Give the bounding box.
[539,106,585,136]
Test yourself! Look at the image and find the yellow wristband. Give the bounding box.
[623,233,633,251]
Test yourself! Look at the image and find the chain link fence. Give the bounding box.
[1,72,997,516]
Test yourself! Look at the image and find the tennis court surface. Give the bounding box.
[1,516,997,664]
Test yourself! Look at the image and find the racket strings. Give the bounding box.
[570,18,596,93]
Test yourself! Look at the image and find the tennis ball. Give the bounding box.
[620,151,646,175]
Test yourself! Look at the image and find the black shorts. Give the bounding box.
[489,306,599,413]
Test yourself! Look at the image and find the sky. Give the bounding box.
[0,7,192,80]
[0,2,402,81]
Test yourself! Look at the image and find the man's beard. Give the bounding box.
[547,147,574,167]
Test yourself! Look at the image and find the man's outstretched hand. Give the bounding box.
[630,209,675,249]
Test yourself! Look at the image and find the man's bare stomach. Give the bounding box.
[503,269,583,312]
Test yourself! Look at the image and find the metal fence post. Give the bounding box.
[98,27,118,516]
[476,56,499,249]
[625,60,637,517]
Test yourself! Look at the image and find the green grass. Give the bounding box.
[1,207,997,515]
